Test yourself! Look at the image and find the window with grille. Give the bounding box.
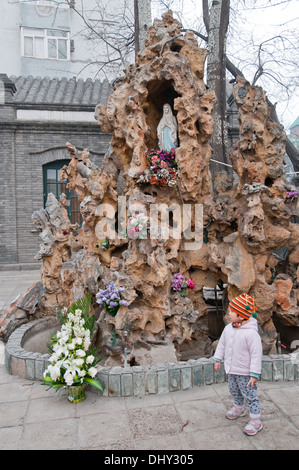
[43,160,82,226]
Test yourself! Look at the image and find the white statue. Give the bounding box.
[157,103,178,151]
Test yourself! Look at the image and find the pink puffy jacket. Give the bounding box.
[214,317,263,376]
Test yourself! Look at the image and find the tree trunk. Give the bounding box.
[134,0,152,58]
[205,0,231,179]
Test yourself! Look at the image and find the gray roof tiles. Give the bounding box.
[9,75,112,108]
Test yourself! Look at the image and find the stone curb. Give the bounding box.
[4,319,299,396]
[95,354,299,397]
[5,318,57,381]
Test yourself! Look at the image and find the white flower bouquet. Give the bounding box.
[42,294,103,393]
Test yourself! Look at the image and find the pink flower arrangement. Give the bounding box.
[171,273,195,297]
[186,278,195,289]
[135,149,178,187]
[126,214,150,240]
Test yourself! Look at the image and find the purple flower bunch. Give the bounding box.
[146,149,177,168]
[171,273,186,291]
[96,282,129,316]
[171,273,195,297]
[286,190,299,202]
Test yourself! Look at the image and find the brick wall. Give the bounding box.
[0,118,111,266]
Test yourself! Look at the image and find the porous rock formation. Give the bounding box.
[1,11,298,364]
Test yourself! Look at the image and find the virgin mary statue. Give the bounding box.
[157,103,178,151]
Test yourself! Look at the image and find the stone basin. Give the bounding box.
[21,317,60,354]
[5,317,60,381]
[4,317,299,397]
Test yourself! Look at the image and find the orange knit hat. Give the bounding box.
[229,293,257,319]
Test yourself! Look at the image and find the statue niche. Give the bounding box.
[157,103,178,151]
[144,78,180,150]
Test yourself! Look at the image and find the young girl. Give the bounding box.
[214,293,263,436]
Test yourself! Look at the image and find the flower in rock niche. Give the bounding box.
[96,238,110,250]
[149,175,158,185]
[96,282,129,314]
[135,149,178,187]
[127,226,139,239]
[171,273,195,296]
[171,273,185,291]
[126,214,150,240]
[186,278,195,289]
[159,178,169,187]
[96,282,129,345]
[286,190,299,202]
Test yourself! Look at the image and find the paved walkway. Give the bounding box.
[0,270,299,450]
[0,269,41,311]
[0,363,299,450]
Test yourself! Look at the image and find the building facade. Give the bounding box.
[0,74,112,268]
[0,1,118,268]
[1,0,132,80]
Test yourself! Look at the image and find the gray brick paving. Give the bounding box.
[0,363,299,450]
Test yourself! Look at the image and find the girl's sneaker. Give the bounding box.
[243,420,263,435]
[225,405,246,420]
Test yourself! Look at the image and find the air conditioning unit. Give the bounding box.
[35,0,55,5]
